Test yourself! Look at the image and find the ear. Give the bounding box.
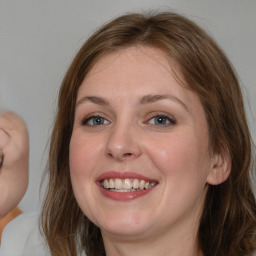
[206,147,231,185]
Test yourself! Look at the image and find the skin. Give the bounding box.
[0,112,29,219]
[69,46,230,256]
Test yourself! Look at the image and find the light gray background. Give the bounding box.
[0,0,255,213]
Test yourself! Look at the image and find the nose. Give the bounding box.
[104,123,142,161]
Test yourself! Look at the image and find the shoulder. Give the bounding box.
[1,212,49,256]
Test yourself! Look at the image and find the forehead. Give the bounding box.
[89,46,173,74]
[78,46,184,95]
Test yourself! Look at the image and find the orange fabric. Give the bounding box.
[0,207,22,243]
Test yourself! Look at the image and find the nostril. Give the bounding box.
[107,152,113,157]
[107,152,133,161]
[123,153,132,158]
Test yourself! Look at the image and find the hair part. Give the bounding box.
[41,11,256,256]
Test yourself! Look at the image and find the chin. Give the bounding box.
[96,212,154,239]
[101,223,150,239]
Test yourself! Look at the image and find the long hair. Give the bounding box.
[41,11,256,256]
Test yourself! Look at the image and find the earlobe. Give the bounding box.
[206,148,231,185]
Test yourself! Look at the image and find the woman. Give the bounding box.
[42,12,256,256]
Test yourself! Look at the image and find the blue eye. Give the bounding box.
[82,116,110,126]
[148,115,176,126]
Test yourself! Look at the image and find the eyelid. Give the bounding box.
[81,114,110,126]
[144,112,177,126]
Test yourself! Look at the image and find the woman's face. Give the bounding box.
[69,46,217,242]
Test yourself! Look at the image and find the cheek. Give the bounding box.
[69,132,102,218]
[145,131,211,216]
[69,131,102,205]
[145,130,210,184]
[69,131,102,176]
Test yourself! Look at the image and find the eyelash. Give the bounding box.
[81,114,176,127]
[81,115,110,126]
[145,114,176,126]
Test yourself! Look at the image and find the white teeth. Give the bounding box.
[133,179,140,189]
[109,178,115,188]
[103,179,109,189]
[139,180,145,189]
[101,178,157,191]
[115,179,122,189]
[123,179,132,189]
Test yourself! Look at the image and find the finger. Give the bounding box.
[0,128,10,149]
[0,153,3,168]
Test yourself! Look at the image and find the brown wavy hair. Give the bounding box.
[41,11,256,256]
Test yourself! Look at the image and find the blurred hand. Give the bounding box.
[0,112,29,219]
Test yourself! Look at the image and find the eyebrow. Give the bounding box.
[139,94,188,111]
[76,94,189,112]
[76,96,109,106]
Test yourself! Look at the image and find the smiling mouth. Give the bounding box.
[101,178,158,192]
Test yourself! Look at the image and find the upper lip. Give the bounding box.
[96,171,158,183]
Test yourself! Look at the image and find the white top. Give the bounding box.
[0,212,49,256]
[0,212,86,256]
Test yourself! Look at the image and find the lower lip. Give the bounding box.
[97,184,156,201]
